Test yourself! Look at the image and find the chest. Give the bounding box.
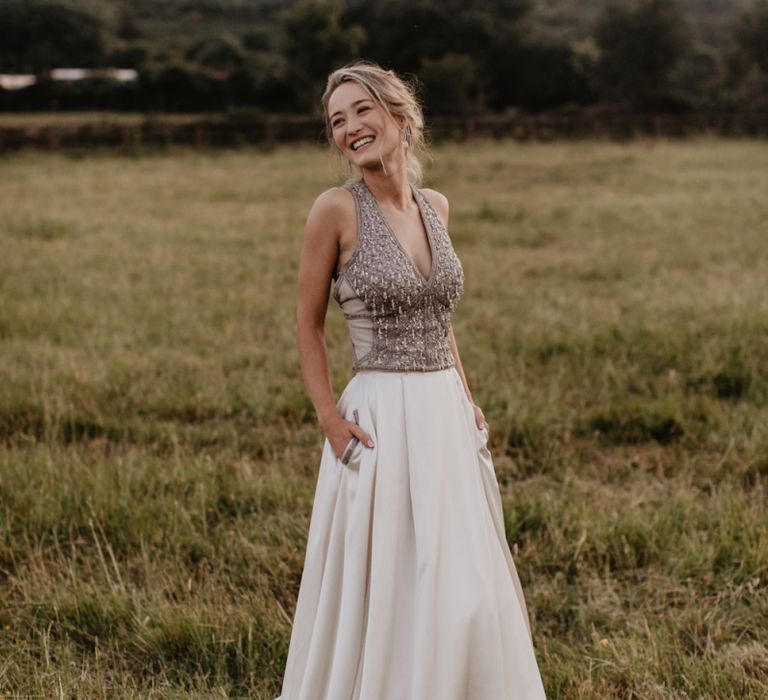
[376,201,433,282]
[341,185,465,313]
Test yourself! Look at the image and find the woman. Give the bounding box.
[277,61,546,699]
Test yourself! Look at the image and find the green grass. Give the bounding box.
[0,113,209,127]
[1,139,767,698]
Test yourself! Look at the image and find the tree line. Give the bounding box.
[1,0,767,115]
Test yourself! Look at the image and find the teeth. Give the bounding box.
[352,136,374,150]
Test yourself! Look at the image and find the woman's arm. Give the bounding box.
[448,324,487,430]
[422,187,487,432]
[296,188,374,456]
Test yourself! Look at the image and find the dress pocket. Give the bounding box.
[474,413,491,453]
[453,373,490,452]
[339,408,364,467]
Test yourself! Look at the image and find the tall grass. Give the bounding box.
[1,139,767,698]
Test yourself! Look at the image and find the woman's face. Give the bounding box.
[327,81,402,169]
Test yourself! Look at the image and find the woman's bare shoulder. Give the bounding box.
[303,186,356,249]
[308,186,355,220]
[419,187,450,227]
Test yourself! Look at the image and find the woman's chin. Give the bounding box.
[349,149,378,166]
[354,149,401,173]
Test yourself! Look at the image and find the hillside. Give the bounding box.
[73,0,751,56]
[2,0,763,114]
[533,0,751,44]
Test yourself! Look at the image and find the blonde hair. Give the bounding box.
[321,61,428,185]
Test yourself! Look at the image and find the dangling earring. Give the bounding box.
[402,125,410,149]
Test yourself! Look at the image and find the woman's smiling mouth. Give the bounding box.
[351,136,375,151]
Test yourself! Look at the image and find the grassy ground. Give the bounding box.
[0,113,208,127]
[1,139,767,698]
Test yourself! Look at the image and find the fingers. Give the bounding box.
[350,423,374,448]
[333,418,374,462]
[338,429,373,464]
[340,436,359,465]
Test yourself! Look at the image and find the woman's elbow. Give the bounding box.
[296,310,324,342]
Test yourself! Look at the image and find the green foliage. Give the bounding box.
[723,0,768,108]
[116,6,144,41]
[419,53,483,116]
[185,34,246,72]
[738,0,768,74]
[490,40,595,110]
[0,0,762,114]
[144,63,226,112]
[282,0,366,112]
[669,42,727,109]
[593,0,694,109]
[0,0,107,71]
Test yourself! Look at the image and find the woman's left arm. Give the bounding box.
[448,324,487,430]
[422,187,487,433]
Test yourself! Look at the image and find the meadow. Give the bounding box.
[0,138,766,698]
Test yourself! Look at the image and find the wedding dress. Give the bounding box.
[276,178,546,699]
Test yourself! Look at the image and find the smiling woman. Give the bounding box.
[275,61,547,700]
[324,62,426,185]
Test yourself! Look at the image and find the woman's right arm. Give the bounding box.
[296,189,373,457]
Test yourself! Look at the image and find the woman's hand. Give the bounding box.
[322,413,374,461]
[472,403,489,432]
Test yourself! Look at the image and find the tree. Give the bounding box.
[419,53,483,116]
[737,0,768,74]
[720,0,768,107]
[342,0,590,112]
[593,0,693,109]
[344,0,533,109]
[185,35,246,73]
[144,63,226,111]
[669,44,725,109]
[116,7,143,42]
[0,0,106,72]
[282,0,366,112]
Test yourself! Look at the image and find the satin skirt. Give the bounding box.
[276,367,546,700]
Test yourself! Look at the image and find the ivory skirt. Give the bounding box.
[276,367,546,699]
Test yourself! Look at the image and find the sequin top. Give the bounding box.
[332,178,464,372]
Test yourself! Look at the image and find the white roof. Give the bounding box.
[51,68,90,81]
[0,74,37,90]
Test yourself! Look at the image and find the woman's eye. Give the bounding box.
[358,106,370,114]
[332,119,343,128]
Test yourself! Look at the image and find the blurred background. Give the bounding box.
[1,2,767,698]
[1,0,768,145]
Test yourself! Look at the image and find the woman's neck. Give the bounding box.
[361,161,412,210]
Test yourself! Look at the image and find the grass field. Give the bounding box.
[1,139,767,698]
[0,113,208,127]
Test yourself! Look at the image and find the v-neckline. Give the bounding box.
[360,178,435,285]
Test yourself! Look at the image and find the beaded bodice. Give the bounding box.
[332,178,464,372]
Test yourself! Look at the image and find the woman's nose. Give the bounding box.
[347,116,362,135]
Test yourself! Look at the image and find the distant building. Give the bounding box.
[49,68,139,82]
[0,68,138,92]
[0,74,37,90]
[109,68,138,82]
[50,68,90,81]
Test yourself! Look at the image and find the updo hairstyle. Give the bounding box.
[321,61,427,185]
